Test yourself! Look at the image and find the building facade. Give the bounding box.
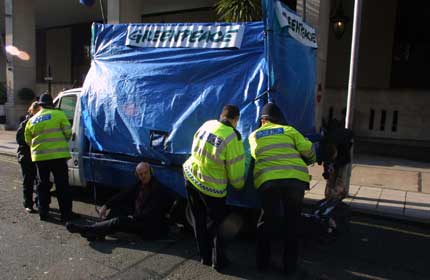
[322,0,430,159]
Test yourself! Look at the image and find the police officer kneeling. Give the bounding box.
[25,93,75,222]
[248,103,316,275]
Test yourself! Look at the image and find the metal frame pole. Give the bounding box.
[303,0,307,21]
[47,65,52,95]
[264,0,274,102]
[99,0,106,23]
[344,0,363,194]
[345,0,363,129]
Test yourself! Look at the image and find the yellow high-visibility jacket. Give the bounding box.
[248,121,316,189]
[183,120,246,198]
[25,108,72,162]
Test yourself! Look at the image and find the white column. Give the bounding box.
[4,0,36,129]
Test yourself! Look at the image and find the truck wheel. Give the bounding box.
[167,198,193,232]
[184,202,213,231]
[185,202,195,230]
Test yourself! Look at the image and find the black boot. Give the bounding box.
[212,256,230,272]
[61,212,81,223]
[81,231,106,242]
[66,222,88,234]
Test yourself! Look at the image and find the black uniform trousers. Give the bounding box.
[83,206,166,239]
[19,157,37,209]
[185,179,228,267]
[256,179,306,273]
[35,158,72,220]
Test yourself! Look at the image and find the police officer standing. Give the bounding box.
[25,93,74,222]
[183,105,246,270]
[16,101,41,213]
[248,103,315,275]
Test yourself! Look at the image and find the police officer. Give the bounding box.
[183,104,245,270]
[25,93,74,222]
[16,101,41,213]
[248,103,315,274]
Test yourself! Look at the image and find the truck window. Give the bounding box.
[59,95,77,125]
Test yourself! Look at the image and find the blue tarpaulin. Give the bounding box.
[80,5,317,206]
[263,0,317,135]
[82,22,267,164]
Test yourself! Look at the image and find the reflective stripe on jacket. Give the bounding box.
[24,108,72,162]
[183,120,245,198]
[248,121,316,189]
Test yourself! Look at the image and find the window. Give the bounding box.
[36,30,47,83]
[36,23,92,86]
[392,110,398,132]
[71,23,92,86]
[368,109,375,130]
[391,0,430,88]
[380,110,386,131]
[59,95,77,125]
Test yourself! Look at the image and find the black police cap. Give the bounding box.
[37,93,54,107]
[261,103,284,123]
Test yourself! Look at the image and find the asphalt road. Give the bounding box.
[1,154,429,280]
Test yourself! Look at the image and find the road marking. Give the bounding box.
[346,270,389,280]
[351,220,430,238]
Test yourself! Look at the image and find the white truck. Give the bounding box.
[53,13,317,209]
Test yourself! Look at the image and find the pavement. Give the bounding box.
[307,154,430,223]
[0,130,16,156]
[1,129,429,224]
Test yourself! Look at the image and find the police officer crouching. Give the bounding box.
[24,93,76,222]
[183,105,246,271]
[248,103,316,275]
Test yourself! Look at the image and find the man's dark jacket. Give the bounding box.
[105,178,174,227]
[16,114,32,162]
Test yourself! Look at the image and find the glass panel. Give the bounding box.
[59,95,77,124]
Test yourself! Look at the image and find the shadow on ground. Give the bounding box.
[54,186,430,280]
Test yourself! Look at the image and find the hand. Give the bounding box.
[322,171,330,180]
[98,205,108,220]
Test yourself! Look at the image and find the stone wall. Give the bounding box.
[323,88,430,142]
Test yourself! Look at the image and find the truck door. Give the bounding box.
[57,94,79,186]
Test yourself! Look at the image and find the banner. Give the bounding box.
[126,24,245,49]
[275,1,317,48]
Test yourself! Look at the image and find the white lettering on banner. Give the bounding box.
[275,1,318,48]
[126,24,245,49]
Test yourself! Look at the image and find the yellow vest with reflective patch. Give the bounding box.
[248,122,315,189]
[183,120,246,198]
[25,108,72,162]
